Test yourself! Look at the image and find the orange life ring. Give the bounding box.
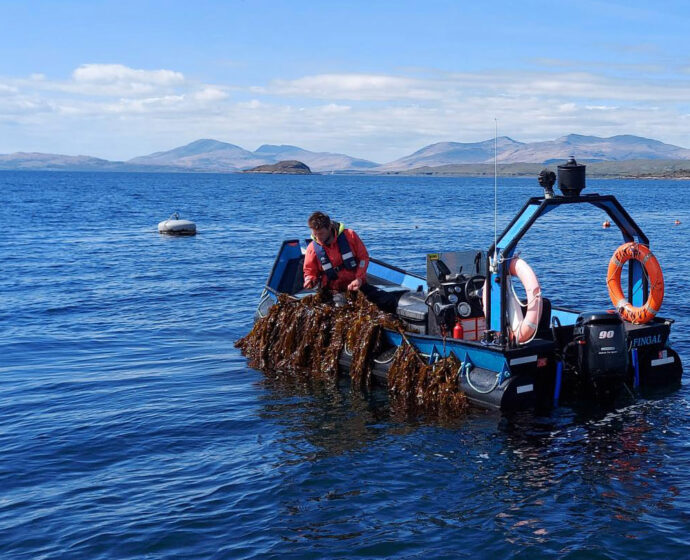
[606,242,664,324]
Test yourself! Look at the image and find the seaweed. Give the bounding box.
[235,290,468,420]
[388,345,468,421]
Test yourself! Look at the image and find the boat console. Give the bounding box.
[415,250,486,337]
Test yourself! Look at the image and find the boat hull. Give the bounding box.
[338,326,681,412]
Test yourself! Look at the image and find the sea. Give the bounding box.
[2,170,690,559]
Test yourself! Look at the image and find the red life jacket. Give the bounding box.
[312,222,357,280]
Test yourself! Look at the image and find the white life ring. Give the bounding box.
[508,257,542,343]
[483,257,543,344]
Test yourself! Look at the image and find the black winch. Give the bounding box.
[557,157,586,197]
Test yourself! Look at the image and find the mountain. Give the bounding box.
[498,134,690,164]
[0,152,180,172]
[0,152,116,170]
[378,137,524,171]
[254,144,378,172]
[385,159,690,179]
[128,139,270,171]
[382,134,690,170]
[127,140,378,172]
[2,134,689,174]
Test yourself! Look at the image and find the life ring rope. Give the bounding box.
[606,242,664,324]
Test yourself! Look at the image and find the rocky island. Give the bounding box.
[243,160,312,174]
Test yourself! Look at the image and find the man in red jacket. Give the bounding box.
[303,211,368,292]
[303,211,398,312]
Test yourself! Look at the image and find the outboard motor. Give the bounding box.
[574,311,628,393]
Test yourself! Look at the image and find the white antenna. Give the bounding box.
[492,118,498,271]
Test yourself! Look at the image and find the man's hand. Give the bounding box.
[303,276,317,289]
[347,278,363,291]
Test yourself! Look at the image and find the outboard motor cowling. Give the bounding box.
[574,311,628,386]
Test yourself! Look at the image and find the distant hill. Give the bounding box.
[0,152,180,172]
[2,134,690,175]
[128,139,267,172]
[378,137,524,171]
[384,159,690,178]
[128,139,378,172]
[0,152,115,171]
[502,134,690,164]
[382,134,690,170]
[255,144,378,172]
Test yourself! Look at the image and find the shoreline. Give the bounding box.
[1,168,690,180]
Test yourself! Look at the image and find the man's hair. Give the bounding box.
[308,211,331,230]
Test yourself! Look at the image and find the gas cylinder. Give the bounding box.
[453,319,464,339]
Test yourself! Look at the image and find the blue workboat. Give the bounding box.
[251,159,682,411]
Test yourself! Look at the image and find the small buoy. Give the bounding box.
[674,219,681,225]
[602,220,611,229]
[158,212,196,235]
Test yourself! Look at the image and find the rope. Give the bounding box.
[458,362,499,394]
[373,350,395,364]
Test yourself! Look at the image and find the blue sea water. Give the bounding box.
[1,170,690,559]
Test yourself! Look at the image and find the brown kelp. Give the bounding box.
[387,344,468,421]
[235,290,468,419]
[235,290,390,386]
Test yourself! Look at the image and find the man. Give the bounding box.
[303,211,399,312]
[303,211,367,292]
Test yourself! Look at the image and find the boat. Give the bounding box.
[249,159,682,411]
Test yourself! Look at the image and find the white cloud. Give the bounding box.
[0,84,19,95]
[586,105,619,111]
[193,87,228,102]
[24,64,190,97]
[0,90,55,117]
[72,63,184,86]
[258,70,690,106]
[238,99,262,109]
[457,70,690,104]
[102,95,187,114]
[2,62,690,161]
[265,73,443,101]
[557,103,577,113]
[320,103,351,114]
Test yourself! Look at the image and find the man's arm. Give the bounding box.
[346,229,369,290]
[303,243,321,288]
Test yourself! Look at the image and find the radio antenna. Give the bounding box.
[492,118,498,271]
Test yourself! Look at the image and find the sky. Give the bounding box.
[1,0,689,163]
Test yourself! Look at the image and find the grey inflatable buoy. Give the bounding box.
[158,212,196,235]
